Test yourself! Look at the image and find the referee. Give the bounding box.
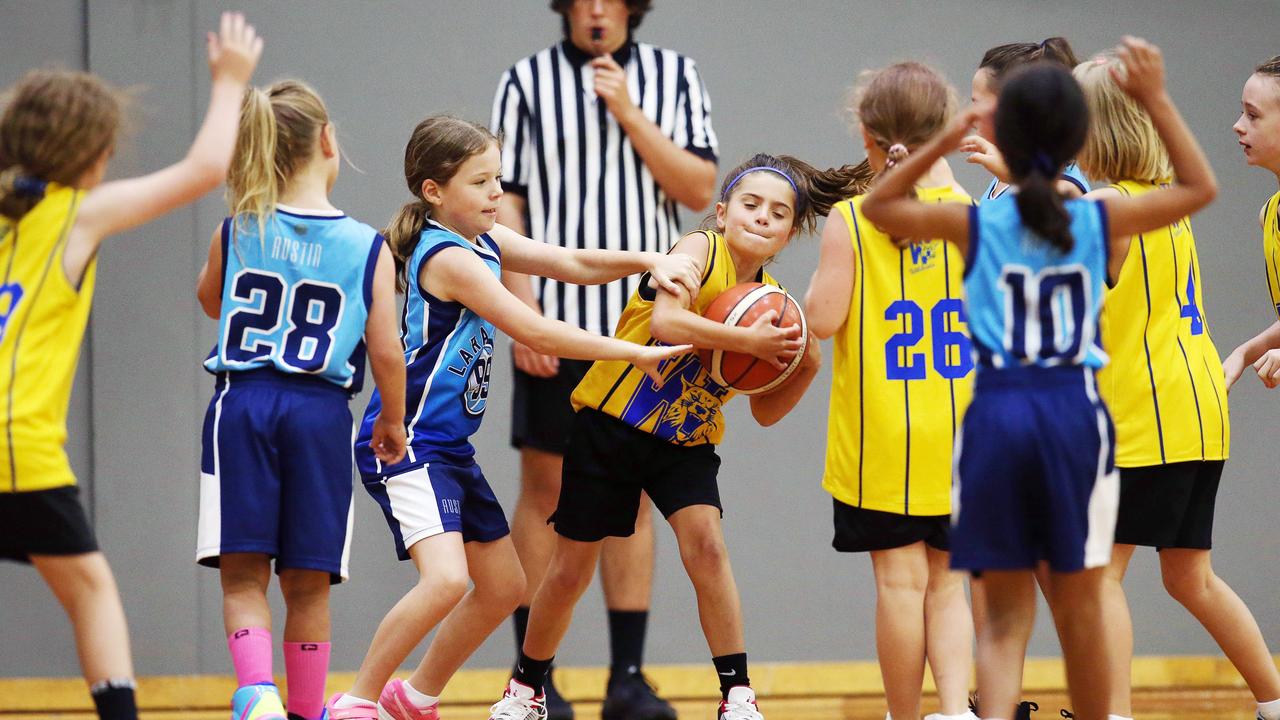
[490,2,717,720]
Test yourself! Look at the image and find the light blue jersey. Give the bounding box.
[204,205,383,391]
[356,221,501,477]
[965,194,1110,369]
[982,162,1091,203]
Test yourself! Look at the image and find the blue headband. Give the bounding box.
[721,166,799,202]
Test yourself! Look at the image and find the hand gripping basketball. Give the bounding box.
[699,282,809,395]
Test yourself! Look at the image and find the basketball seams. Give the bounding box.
[706,284,808,394]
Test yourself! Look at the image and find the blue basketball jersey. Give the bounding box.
[965,194,1110,369]
[356,221,501,478]
[981,162,1091,203]
[204,205,383,391]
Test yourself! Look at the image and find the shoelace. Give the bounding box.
[720,700,762,720]
[490,694,545,720]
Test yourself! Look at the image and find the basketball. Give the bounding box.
[698,282,808,395]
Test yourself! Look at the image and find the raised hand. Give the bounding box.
[1253,348,1280,389]
[1111,35,1166,106]
[960,133,1011,182]
[591,55,635,116]
[207,11,263,86]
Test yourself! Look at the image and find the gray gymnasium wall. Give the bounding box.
[2,0,1278,679]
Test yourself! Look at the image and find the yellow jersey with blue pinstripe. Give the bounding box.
[822,187,974,517]
[1097,179,1229,467]
[571,229,777,446]
[1261,191,1280,320]
[0,184,94,493]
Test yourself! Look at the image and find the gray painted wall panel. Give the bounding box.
[2,0,1278,678]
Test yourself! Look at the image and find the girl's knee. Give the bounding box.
[679,531,730,579]
[420,565,470,605]
[279,570,331,608]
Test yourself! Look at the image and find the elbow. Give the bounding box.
[806,315,839,341]
[520,325,556,356]
[648,312,681,346]
[1201,177,1219,206]
[187,151,231,192]
[683,185,714,213]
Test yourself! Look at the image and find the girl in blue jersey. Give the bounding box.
[325,116,698,720]
[863,38,1218,720]
[195,80,407,720]
[963,38,1091,202]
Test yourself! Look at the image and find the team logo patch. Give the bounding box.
[447,325,495,416]
[909,240,937,272]
[619,352,728,445]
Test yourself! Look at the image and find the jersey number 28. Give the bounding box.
[223,269,346,372]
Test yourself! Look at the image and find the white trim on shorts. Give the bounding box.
[196,375,231,564]
[384,464,449,552]
[1082,368,1120,569]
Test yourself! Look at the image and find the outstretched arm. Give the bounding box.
[68,13,262,283]
[425,247,690,384]
[490,222,700,296]
[1101,37,1217,239]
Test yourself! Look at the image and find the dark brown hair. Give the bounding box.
[550,0,652,36]
[0,69,123,219]
[980,37,1080,89]
[385,115,498,291]
[996,63,1089,253]
[707,153,874,237]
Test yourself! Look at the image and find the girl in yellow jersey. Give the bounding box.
[1077,55,1280,720]
[807,62,977,720]
[495,154,859,720]
[1228,57,1280,392]
[0,15,262,720]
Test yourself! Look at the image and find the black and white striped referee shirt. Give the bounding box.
[490,39,719,336]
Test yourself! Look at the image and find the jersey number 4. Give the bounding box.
[884,298,974,380]
[223,269,346,371]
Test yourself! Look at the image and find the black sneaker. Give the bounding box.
[601,671,678,720]
[1015,701,1039,720]
[545,668,574,720]
[1059,711,1073,718]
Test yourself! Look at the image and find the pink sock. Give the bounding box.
[227,627,273,687]
[284,641,331,720]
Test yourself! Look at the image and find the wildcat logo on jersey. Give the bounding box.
[447,325,494,416]
[0,282,24,341]
[620,353,728,445]
[909,240,937,272]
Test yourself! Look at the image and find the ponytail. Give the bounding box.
[804,160,875,219]
[226,87,279,240]
[1015,164,1074,253]
[0,165,48,221]
[383,199,431,293]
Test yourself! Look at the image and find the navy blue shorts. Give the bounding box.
[364,459,510,561]
[197,370,355,583]
[951,366,1119,573]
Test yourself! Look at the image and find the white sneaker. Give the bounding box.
[924,713,981,720]
[718,686,763,720]
[489,679,548,720]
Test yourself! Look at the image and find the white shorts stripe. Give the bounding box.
[384,464,447,552]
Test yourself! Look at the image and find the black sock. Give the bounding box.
[90,679,138,720]
[711,653,749,700]
[607,609,648,679]
[513,606,530,653]
[514,651,554,695]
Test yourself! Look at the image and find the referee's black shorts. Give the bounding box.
[510,357,593,455]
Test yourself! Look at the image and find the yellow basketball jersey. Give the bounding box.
[571,230,778,446]
[1097,180,1229,467]
[822,187,974,517]
[0,184,95,493]
[1262,190,1280,319]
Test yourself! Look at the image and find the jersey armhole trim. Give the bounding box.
[1096,199,1112,272]
[219,218,232,294]
[417,239,472,307]
[362,233,384,308]
[963,204,980,279]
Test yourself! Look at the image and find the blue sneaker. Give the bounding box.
[232,683,288,720]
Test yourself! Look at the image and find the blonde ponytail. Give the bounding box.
[226,86,279,239]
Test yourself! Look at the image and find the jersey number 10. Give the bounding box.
[223,269,346,372]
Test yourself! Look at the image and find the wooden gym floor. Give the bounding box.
[0,657,1268,719]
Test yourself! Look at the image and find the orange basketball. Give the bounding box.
[698,282,808,395]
